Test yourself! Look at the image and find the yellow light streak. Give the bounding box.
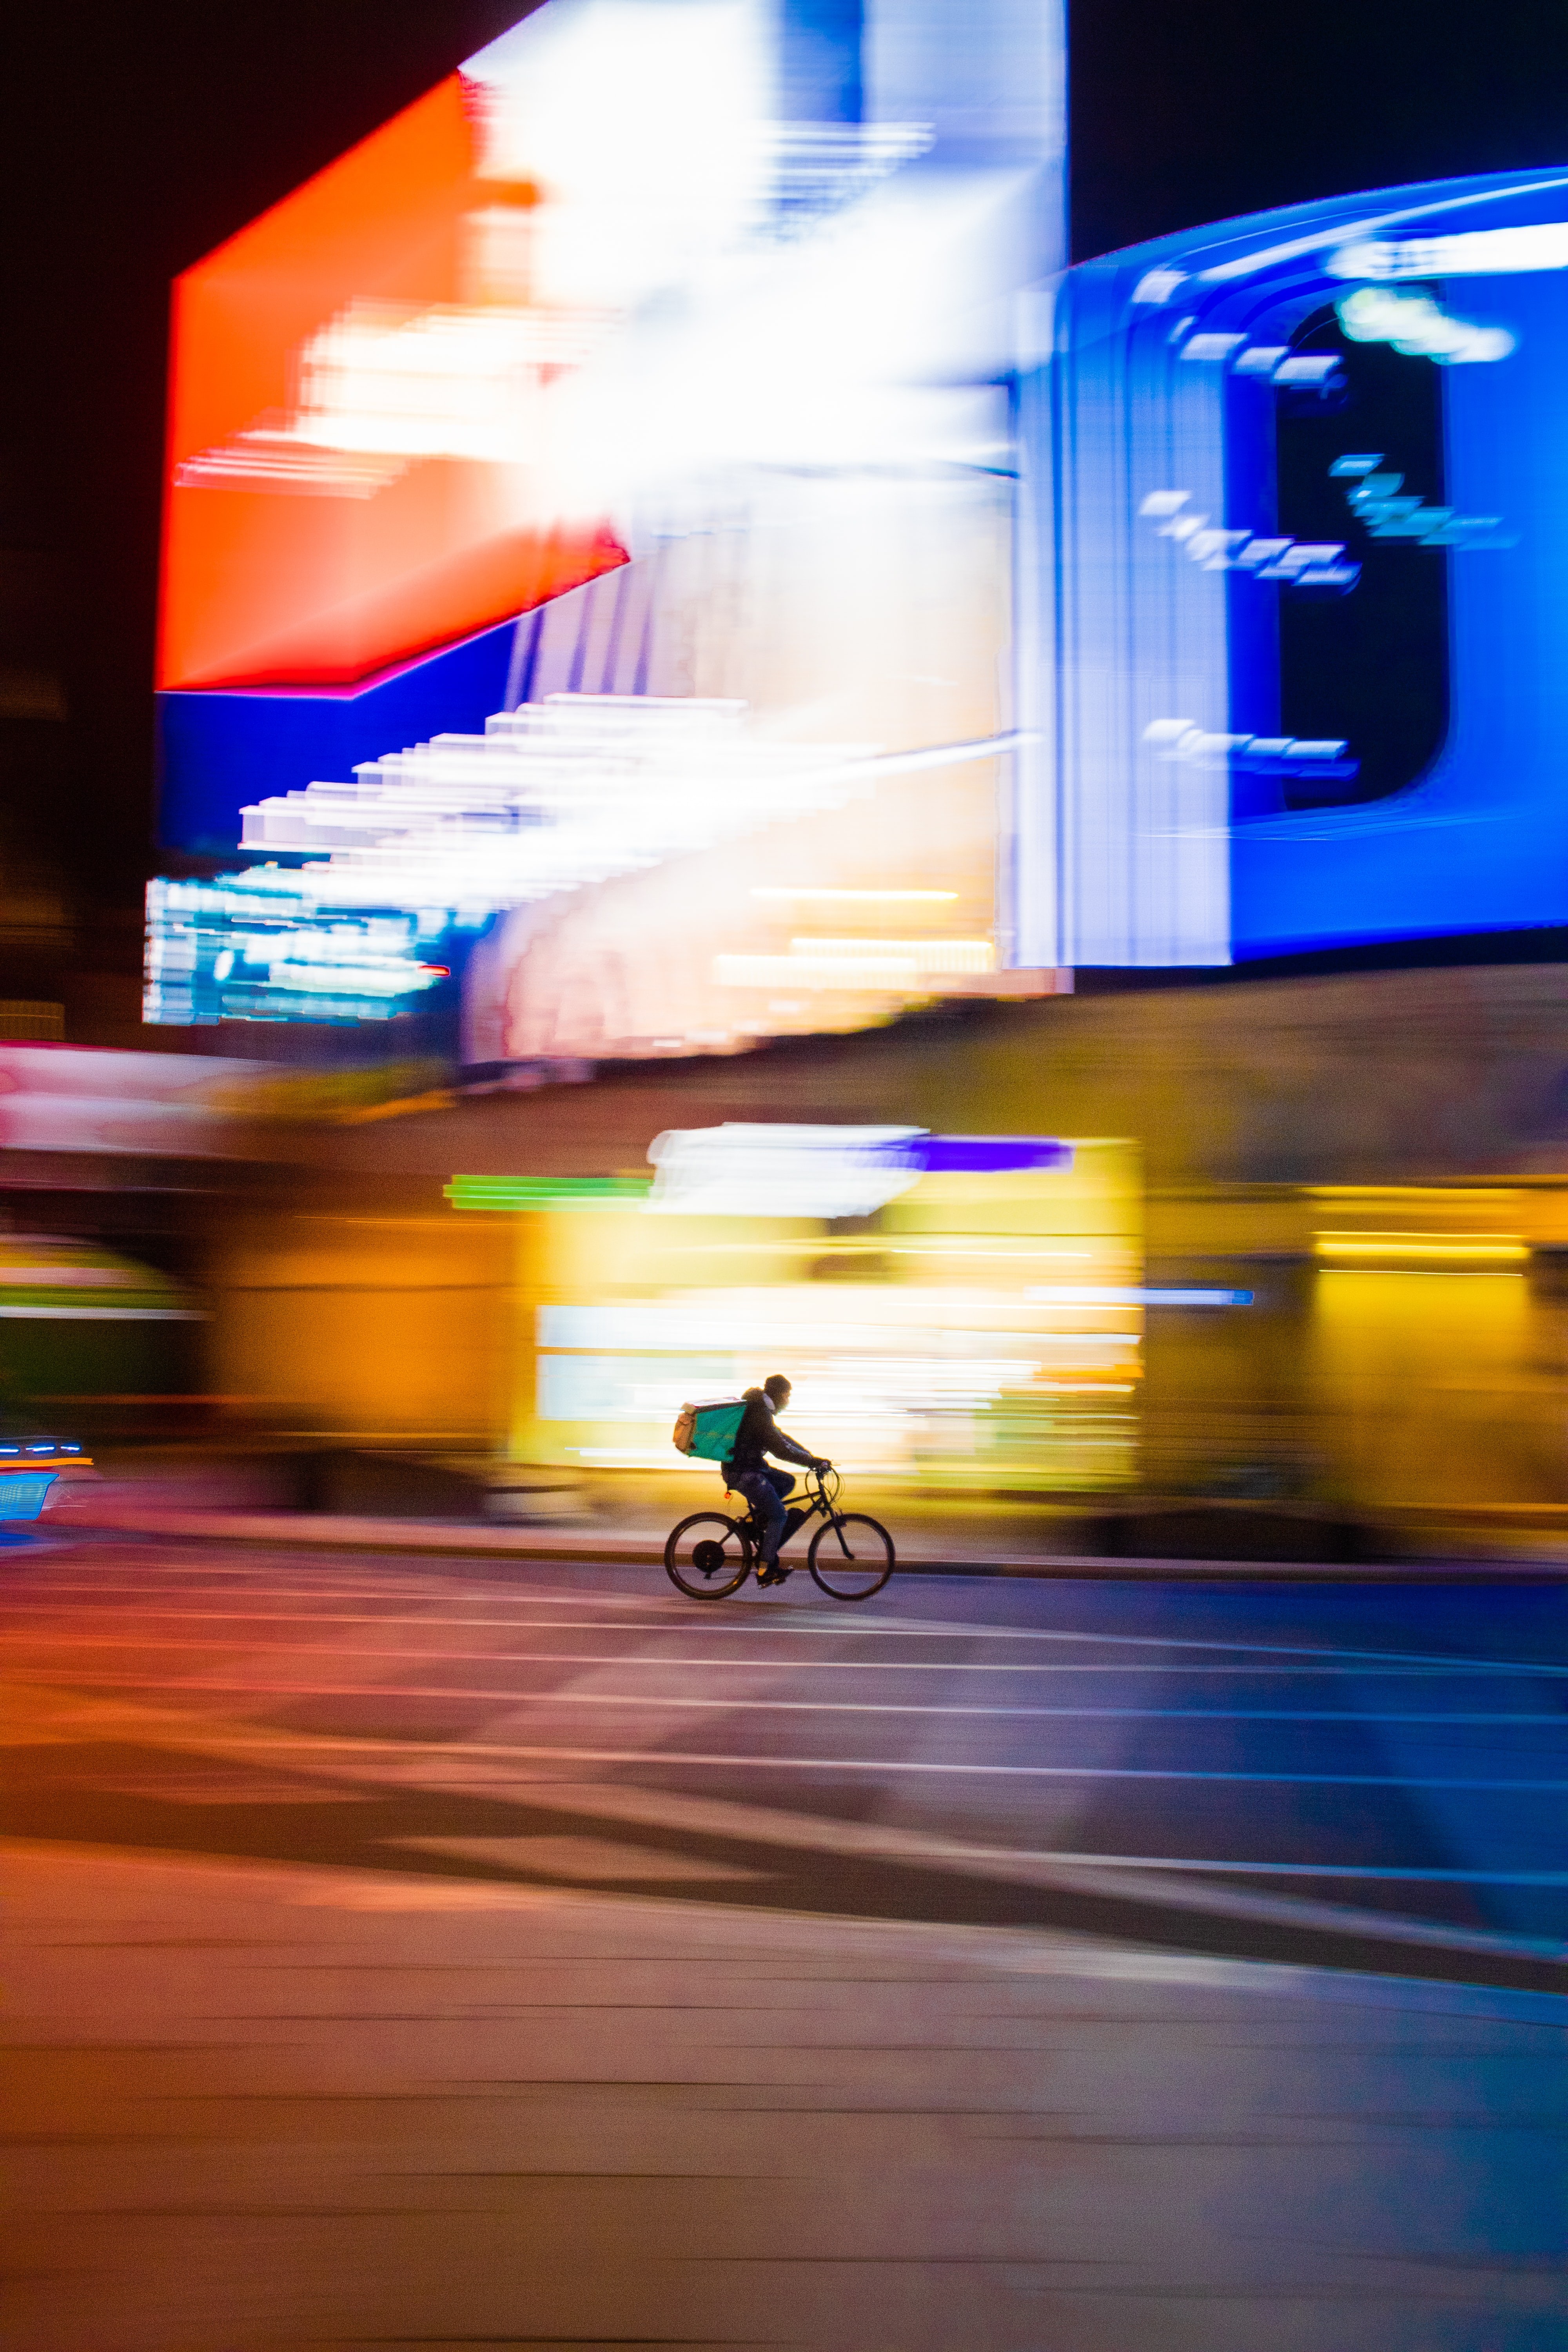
[789,935,993,961]
[717,938,995,987]
[751,887,958,902]
[1310,1186,1519,1200]
[1313,1233,1528,1260]
[657,1237,1097,1258]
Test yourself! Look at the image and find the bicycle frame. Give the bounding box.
[728,1465,850,1556]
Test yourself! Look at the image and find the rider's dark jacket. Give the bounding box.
[722,1387,817,1479]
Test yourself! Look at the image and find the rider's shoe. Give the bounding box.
[755,1562,791,1586]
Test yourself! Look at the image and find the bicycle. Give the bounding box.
[664,1465,895,1602]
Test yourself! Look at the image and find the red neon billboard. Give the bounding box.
[158,74,623,692]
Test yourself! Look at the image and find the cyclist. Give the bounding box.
[722,1374,830,1586]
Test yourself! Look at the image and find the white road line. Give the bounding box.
[9,1575,1555,1670]
[81,1725,1560,1789]
[6,1672,1568,1782]
[6,1599,1567,1679]
[1,1638,1557,1679]
[2,1640,1562,1719]
[3,1669,1560,1724]
[1046,1855,1568,1884]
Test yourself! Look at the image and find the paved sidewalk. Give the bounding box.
[8,1837,1566,2352]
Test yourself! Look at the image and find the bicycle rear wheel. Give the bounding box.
[665,1511,753,1599]
[807,1512,894,1600]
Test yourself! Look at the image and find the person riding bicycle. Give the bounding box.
[722,1374,830,1586]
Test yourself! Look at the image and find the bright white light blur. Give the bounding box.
[150,688,1031,1026]
[176,0,953,510]
[530,1245,1142,1479]
[533,1230,1142,1481]
[1336,286,1516,364]
[1330,223,1568,280]
[751,887,957,903]
[645,1124,927,1219]
[465,0,773,308]
[238,695,875,918]
[291,303,606,461]
[1131,267,1186,305]
[714,939,994,991]
[566,174,1024,506]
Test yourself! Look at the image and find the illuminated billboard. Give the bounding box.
[154,14,1568,1031]
[151,0,1067,1035]
[446,1126,1143,1486]
[158,74,623,696]
[1019,166,1568,966]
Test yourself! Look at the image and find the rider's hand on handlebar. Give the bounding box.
[811,1457,832,1474]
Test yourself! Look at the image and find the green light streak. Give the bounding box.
[445,1174,652,1213]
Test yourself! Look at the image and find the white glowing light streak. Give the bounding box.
[534,1267,1142,1475]
[175,304,618,492]
[289,302,612,463]
[1197,221,1382,283]
[538,1353,1074,1426]
[644,1123,928,1220]
[716,938,995,990]
[1336,286,1515,364]
[1131,267,1187,305]
[750,886,958,903]
[1026,1286,1250,1307]
[237,701,1028,927]
[538,1296,1078,1352]
[784,936,991,960]
[539,1303,1094,1355]
[465,0,776,306]
[1330,222,1568,281]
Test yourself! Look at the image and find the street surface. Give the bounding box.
[4,1535,1567,2350]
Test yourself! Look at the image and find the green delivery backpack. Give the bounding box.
[672,1396,747,1462]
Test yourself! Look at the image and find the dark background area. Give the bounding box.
[2,0,1568,1038]
[1273,328,1450,811]
[1068,0,1568,263]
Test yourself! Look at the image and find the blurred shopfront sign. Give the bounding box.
[446,1128,1140,1487]
[0,1047,258,1159]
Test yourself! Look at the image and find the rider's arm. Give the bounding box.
[761,1409,826,1470]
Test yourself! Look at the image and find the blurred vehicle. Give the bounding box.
[0,1433,91,1531]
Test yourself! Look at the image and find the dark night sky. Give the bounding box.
[4,0,1568,989]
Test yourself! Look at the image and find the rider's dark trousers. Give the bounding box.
[728,1467,795,1564]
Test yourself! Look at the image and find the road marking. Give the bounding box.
[5,1620,1565,1680]
[4,1634,1561,1681]
[11,1571,1568,1672]
[2,1648,1561,1721]
[6,1609,1561,1684]
[4,1679,1566,1787]
[1044,1855,1568,1884]
[105,1747,1567,1901]
[390,1833,767,1884]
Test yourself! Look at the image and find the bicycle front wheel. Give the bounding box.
[665,1511,753,1599]
[807,1512,894,1600]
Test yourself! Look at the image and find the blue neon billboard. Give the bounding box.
[1018,166,1568,966]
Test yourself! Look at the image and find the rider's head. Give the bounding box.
[762,1372,792,1408]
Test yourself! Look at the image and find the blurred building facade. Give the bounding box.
[0,975,1561,1553]
[130,961,1568,1551]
